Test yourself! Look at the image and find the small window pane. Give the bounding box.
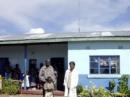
[90,62,98,68]
[90,69,98,74]
[100,68,109,74]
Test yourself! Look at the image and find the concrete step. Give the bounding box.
[21,89,64,96]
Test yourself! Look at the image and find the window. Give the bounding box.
[90,56,120,74]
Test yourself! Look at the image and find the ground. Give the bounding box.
[0,94,63,97]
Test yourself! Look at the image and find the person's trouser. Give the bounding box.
[64,87,77,97]
[43,89,45,97]
[42,82,45,97]
[45,91,54,97]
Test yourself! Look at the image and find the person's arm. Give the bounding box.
[39,67,45,82]
[64,70,69,97]
[50,66,56,84]
[52,82,54,90]
[63,70,68,87]
[74,70,79,87]
[44,83,47,90]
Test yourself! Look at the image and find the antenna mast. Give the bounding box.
[78,0,80,32]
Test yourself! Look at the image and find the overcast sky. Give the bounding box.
[0,0,130,34]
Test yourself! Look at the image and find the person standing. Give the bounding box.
[39,59,56,97]
[44,76,54,97]
[12,64,21,80]
[64,61,78,97]
[21,71,30,89]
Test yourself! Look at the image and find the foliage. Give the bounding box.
[90,87,110,97]
[77,85,84,95]
[126,89,130,97]
[78,75,130,97]
[78,86,111,97]
[111,93,126,97]
[2,78,20,95]
[108,80,116,93]
[0,75,2,80]
[79,88,89,97]
[117,75,129,94]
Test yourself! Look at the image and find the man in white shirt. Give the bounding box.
[64,61,78,97]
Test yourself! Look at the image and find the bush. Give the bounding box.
[126,89,130,97]
[90,87,110,97]
[77,85,84,95]
[112,93,126,97]
[0,76,3,94]
[108,80,116,93]
[79,88,89,97]
[77,84,130,97]
[78,86,111,97]
[2,78,20,95]
[117,75,129,94]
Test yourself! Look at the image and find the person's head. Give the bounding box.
[46,76,52,83]
[69,61,75,71]
[45,59,51,67]
[31,60,36,65]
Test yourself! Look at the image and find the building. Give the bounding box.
[0,31,130,90]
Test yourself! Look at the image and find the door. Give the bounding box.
[0,58,9,76]
[51,57,65,91]
[29,59,37,72]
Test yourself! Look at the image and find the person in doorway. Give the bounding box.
[28,59,38,89]
[4,61,12,79]
[44,76,54,97]
[39,59,56,97]
[64,61,78,97]
[12,64,21,80]
[29,67,39,90]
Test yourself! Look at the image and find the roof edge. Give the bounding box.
[0,36,130,45]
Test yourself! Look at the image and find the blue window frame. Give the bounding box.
[90,56,120,74]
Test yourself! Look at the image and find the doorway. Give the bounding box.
[51,57,65,91]
[0,58,9,76]
[29,59,37,72]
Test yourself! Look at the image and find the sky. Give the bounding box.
[0,0,130,34]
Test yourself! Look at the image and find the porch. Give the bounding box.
[0,43,68,91]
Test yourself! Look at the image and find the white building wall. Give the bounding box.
[68,41,130,75]
[68,41,130,87]
[0,43,67,73]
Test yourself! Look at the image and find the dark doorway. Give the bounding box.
[29,59,37,72]
[0,58,9,76]
[51,57,65,91]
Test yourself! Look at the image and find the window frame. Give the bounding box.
[89,55,120,75]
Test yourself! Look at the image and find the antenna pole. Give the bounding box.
[78,0,80,32]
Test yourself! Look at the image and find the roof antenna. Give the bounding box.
[78,0,81,32]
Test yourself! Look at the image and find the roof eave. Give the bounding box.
[0,36,130,45]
